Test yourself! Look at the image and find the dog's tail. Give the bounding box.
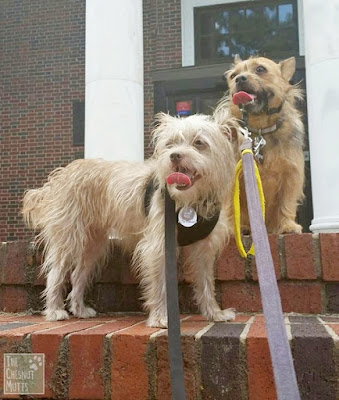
[22,167,64,230]
[22,186,49,230]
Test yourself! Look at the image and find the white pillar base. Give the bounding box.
[303,1,339,233]
[310,217,339,234]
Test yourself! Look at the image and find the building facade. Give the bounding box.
[1,0,85,240]
[1,0,338,240]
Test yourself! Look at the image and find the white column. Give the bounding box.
[85,0,144,162]
[303,1,339,233]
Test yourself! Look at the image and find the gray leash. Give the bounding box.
[240,138,300,400]
[165,187,186,400]
[164,134,300,399]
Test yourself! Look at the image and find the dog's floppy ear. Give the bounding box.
[152,112,174,134]
[223,69,233,81]
[219,118,240,142]
[154,112,173,126]
[151,112,174,149]
[234,54,242,64]
[279,57,296,82]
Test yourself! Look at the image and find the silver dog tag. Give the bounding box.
[178,207,197,227]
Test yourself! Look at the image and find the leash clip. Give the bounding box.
[240,126,252,141]
[253,135,266,161]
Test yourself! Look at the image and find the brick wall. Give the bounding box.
[143,0,182,157]
[1,0,182,240]
[1,233,339,398]
[1,0,85,241]
[1,234,339,315]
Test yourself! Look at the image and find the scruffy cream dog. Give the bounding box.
[22,113,236,327]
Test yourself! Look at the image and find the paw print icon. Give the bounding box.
[29,355,43,371]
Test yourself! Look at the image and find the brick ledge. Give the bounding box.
[0,312,338,399]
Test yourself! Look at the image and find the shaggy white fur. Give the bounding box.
[22,113,237,327]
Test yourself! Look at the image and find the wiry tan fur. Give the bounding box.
[214,56,305,234]
[22,113,236,327]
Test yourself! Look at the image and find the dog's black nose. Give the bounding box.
[170,152,182,163]
[235,75,247,84]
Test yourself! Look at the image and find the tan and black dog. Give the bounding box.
[215,55,305,234]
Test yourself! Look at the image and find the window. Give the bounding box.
[194,0,299,65]
[73,101,85,146]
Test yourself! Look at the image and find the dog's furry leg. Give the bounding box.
[188,220,235,322]
[133,203,168,328]
[68,264,97,318]
[43,254,69,321]
[276,161,304,234]
[68,236,108,318]
[135,239,168,328]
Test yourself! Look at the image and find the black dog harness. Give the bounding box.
[144,178,220,247]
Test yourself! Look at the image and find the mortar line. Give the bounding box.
[312,233,322,279]
[105,319,148,338]
[240,316,255,343]
[64,322,108,339]
[67,321,114,334]
[149,328,166,341]
[239,316,255,400]
[317,316,339,342]
[284,316,293,341]
[195,322,214,339]
[24,320,83,335]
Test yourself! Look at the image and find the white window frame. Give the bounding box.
[181,0,305,67]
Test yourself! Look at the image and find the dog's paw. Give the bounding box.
[44,309,70,321]
[280,222,302,234]
[146,315,168,328]
[73,306,97,319]
[211,308,236,322]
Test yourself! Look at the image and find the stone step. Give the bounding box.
[0,313,338,399]
[1,233,339,315]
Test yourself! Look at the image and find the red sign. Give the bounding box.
[176,101,191,116]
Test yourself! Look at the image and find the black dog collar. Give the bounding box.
[260,89,284,116]
[176,212,219,247]
[144,178,220,247]
[265,102,283,115]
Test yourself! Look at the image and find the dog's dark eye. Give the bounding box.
[166,140,175,148]
[255,66,267,74]
[194,139,205,148]
[230,72,236,80]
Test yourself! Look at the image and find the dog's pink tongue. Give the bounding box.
[232,91,256,106]
[166,172,191,187]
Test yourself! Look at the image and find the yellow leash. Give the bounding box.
[233,149,266,258]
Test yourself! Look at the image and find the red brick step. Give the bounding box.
[0,313,338,399]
